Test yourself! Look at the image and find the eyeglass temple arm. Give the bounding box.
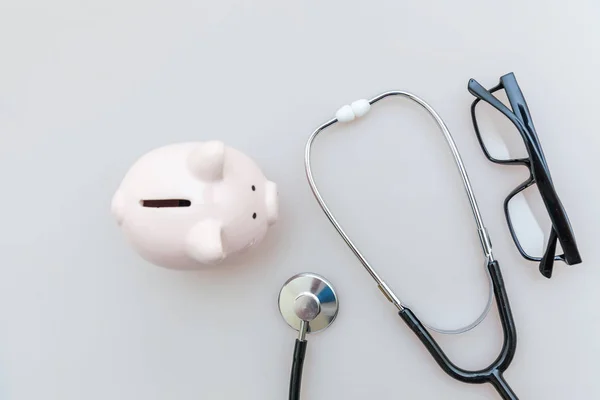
[398,260,518,400]
[468,79,546,163]
[539,229,558,279]
[468,79,518,122]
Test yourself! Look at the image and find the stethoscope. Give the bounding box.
[278,91,518,399]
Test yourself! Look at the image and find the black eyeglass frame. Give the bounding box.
[468,72,581,278]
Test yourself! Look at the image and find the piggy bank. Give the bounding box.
[111,141,278,268]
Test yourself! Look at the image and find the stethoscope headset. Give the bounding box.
[278,91,518,400]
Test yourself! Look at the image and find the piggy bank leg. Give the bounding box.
[185,219,225,264]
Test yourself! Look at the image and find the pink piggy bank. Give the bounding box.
[111,141,278,268]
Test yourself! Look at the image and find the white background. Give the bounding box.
[1,1,599,399]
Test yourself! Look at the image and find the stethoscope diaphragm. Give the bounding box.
[278,272,339,335]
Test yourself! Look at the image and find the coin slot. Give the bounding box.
[140,199,191,208]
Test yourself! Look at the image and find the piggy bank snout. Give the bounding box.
[265,180,278,226]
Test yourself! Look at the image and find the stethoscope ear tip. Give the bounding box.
[278,273,339,335]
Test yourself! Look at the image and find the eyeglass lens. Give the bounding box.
[506,182,563,260]
[473,89,529,161]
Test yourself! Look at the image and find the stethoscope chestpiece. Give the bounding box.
[279,273,339,400]
[278,272,339,336]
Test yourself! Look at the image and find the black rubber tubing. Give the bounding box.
[289,339,307,400]
[399,260,518,400]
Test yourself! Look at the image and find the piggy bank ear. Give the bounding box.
[265,181,278,226]
[185,219,225,264]
[187,140,225,181]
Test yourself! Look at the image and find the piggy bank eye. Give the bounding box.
[252,185,256,191]
[252,213,257,219]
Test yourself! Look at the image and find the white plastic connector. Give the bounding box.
[335,105,355,122]
[351,99,371,118]
[335,99,371,123]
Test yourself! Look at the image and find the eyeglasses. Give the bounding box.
[468,72,582,278]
